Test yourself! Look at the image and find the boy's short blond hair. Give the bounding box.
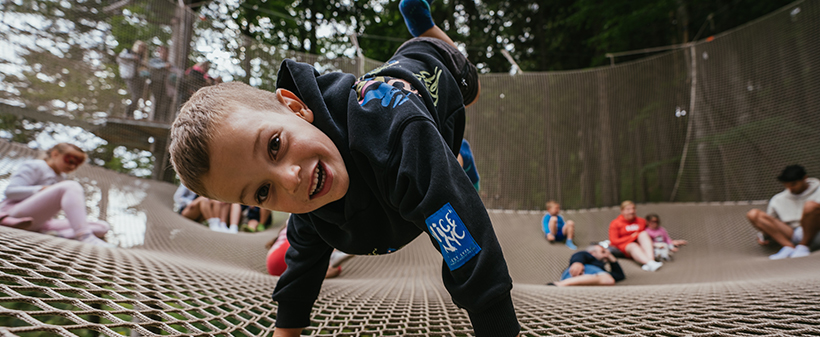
[545,200,559,209]
[620,200,635,210]
[169,81,283,198]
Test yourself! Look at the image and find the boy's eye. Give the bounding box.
[268,135,280,159]
[256,184,270,204]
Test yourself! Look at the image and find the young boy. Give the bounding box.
[541,200,577,249]
[168,0,520,336]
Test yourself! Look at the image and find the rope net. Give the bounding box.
[0,0,819,336]
[466,0,820,209]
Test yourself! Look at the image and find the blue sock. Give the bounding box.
[565,239,577,250]
[399,0,435,37]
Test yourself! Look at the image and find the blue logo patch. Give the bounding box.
[426,203,481,270]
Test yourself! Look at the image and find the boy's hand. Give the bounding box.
[568,262,584,277]
[273,328,303,337]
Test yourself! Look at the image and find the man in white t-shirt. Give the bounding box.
[747,165,820,259]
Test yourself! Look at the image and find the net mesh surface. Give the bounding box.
[2,139,820,336]
[2,0,820,335]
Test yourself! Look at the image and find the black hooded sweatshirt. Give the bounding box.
[271,37,520,337]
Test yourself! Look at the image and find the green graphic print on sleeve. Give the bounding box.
[414,66,441,106]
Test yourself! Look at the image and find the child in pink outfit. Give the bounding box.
[1,143,114,247]
[644,213,686,260]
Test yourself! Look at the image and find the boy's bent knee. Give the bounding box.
[565,220,575,227]
[747,209,763,222]
[804,201,820,215]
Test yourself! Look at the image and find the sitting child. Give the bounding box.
[548,244,625,286]
[245,205,271,232]
[541,200,577,249]
[1,143,113,247]
[644,213,687,261]
[174,183,239,233]
[265,221,353,278]
[168,0,520,336]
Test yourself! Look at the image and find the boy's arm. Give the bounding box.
[383,120,519,337]
[541,215,549,235]
[271,215,334,330]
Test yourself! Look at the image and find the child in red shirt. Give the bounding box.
[608,201,663,271]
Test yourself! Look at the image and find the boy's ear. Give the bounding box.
[275,88,313,123]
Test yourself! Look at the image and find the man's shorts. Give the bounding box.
[560,264,607,281]
[791,226,820,249]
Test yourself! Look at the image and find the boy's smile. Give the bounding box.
[202,89,349,214]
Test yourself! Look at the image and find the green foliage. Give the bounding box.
[231,0,380,55]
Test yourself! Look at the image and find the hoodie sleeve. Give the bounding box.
[381,119,519,337]
[4,161,46,202]
[271,214,333,329]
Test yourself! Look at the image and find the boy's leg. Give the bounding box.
[563,220,577,249]
[399,0,481,106]
[791,201,820,258]
[192,197,224,230]
[399,0,436,38]
[181,197,205,221]
[228,203,242,233]
[546,218,557,242]
[416,26,481,107]
[747,209,793,247]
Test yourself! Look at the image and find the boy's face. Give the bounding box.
[201,89,349,214]
[548,203,560,215]
[783,178,808,195]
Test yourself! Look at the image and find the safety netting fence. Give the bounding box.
[1,0,820,336]
[467,0,820,210]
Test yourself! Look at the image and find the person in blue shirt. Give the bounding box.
[542,200,577,250]
[548,244,625,286]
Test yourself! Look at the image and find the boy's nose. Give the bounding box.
[279,164,302,194]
